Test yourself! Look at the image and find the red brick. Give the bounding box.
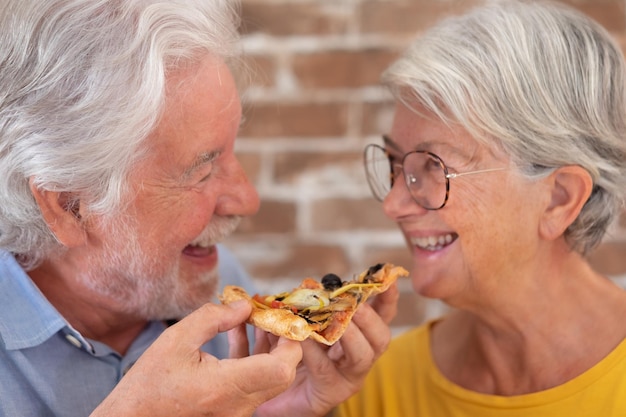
[362,101,396,136]
[363,246,412,272]
[293,49,400,89]
[248,243,351,281]
[272,151,361,184]
[241,55,277,88]
[234,151,261,185]
[240,2,349,36]
[235,200,297,234]
[359,0,481,35]
[311,198,398,231]
[240,102,349,138]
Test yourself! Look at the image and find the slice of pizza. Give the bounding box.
[219,263,409,345]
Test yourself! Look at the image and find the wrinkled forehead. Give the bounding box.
[388,101,508,163]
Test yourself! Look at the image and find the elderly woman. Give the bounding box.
[336,1,626,416]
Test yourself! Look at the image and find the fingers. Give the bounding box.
[227,323,250,358]
[368,282,399,325]
[350,302,392,358]
[300,337,333,371]
[222,338,303,397]
[209,339,302,416]
[326,302,390,377]
[323,285,398,367]
[252,328,281,355]
[302,303,390,376]
[253,327,270,354]
[166,300,252,349]
[229,338,302,412]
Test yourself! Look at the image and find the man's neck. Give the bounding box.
[28,259,149,355]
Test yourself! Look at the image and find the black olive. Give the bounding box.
[321,273,343,291]
[362,263,384,283]
[367,263,384,275]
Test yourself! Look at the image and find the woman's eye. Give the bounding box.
[426,156,442,171]
[386,152,401,166]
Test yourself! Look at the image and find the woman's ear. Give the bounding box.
[29,178,86,247]
[538,165,593,241]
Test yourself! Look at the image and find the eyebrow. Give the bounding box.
[383,134,469,161]
[383,134,435,152]
[181,150,221,179]
[382,135,402,152]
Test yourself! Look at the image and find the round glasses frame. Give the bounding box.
[364,140,506,210]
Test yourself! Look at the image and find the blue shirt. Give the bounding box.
[0,245,256,417]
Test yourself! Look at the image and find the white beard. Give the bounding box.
[77,214,241,320]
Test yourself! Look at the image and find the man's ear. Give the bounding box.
[538,165,593,241]
[29,178,86,247]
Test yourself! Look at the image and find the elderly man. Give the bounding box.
[0,1,396,416]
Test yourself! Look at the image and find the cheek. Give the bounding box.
[138,193,218,245]
[170,198,217,235]
[448,183,493,227]
[454,182,540,269]
[446,183,508,245]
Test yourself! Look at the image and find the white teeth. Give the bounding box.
[410,233,455,251]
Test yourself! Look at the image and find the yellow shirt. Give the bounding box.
[336,322,626,417]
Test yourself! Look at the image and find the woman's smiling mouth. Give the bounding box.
[410,233,457,251]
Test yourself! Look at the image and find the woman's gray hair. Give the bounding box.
[383,0,626,254]
[0,0,241,268]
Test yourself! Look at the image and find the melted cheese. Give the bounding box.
[330,283,382,298]
[282,288,330,310]
[258,278,383,314]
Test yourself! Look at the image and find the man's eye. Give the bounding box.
[187,150,220,184]
[198,169,214,182]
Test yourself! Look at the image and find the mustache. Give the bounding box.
[189,215,242,246]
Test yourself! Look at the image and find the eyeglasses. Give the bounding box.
[364,139,506,210]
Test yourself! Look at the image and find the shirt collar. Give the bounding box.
[0,251,68,350]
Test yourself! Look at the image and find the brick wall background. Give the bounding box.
[223,0,626,334]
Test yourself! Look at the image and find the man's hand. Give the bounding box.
[90,301,303,417]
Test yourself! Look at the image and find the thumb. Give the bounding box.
[167,301,252,349]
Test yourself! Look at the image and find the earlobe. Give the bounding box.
[538,166,593,241]
[28,178,86,247]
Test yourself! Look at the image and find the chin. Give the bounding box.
[139,278,219,321]
[410,270,448,300]
[143,299,202,321]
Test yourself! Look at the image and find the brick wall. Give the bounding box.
[223,0,626,334]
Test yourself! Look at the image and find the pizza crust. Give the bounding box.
[220,263,409,345]
[220,285,314,341]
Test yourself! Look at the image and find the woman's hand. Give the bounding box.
[240,286,399,417]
